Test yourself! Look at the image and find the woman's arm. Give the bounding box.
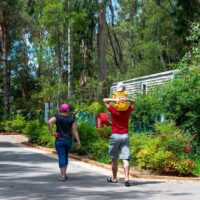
[48,117,57,136]
[72,123,81,149]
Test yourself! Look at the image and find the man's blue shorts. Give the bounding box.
[109,134,130,160]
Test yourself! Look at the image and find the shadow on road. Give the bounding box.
[0,141,167,200]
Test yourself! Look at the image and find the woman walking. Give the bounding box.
[48,103,81,181]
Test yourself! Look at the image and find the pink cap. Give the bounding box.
[60,104,69,112]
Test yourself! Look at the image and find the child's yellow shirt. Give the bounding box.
[113,91,129,111]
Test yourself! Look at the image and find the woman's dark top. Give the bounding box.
[55,114,75,140]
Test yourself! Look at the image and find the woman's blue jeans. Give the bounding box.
[55,139,72,168]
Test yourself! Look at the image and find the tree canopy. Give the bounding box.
[0,0,200,119]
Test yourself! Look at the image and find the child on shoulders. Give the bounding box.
[113,82,129,111]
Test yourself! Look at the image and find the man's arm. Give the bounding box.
[122,97,135,109]
[129,99,135,109]
[103,98,117,109]
[103,97,135,109]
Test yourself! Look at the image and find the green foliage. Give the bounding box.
[90,138,110,163]
[132,66,200,145]
[23,120,40,143]
[0,114,26,133]
[75,101,105,114]
[97,125,111,140]
[2,113,199,176]
[71,122,110,163]
[73,122,99,155]
[180,22,200,67]
[155,122,193,156]
[154,68,200,142]
[23,120,54,147]
[2,0,200,120]
[87,102,105,114]
[192,159,200,175]
[73,102,106,127]
[130,122,196,175]
[131,93,160,132]
[38,125,55,147]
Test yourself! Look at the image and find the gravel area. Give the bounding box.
[0,134,28,143]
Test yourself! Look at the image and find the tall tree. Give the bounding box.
[0,16,9,117]
[0,0,27,118]
[97,0,106,98]
[97,0,106,81]
[107,0,125,71]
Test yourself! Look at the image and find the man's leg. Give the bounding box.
[108,134,120,182]
[123,159,130,182]
[111,159,118,182]
[120,134,131,186]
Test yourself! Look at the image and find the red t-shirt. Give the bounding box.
[108,105,133,134]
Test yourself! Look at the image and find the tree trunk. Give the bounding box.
[63,0,71,99]
[55,36,62,108]
[107,0,124,71]
[21,35,29,107]
[67,25,71,98]
[0,24,9,118]
[97,0,106,99]
[97,1,106,82]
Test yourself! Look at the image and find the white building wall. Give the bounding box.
[110,70,179,97]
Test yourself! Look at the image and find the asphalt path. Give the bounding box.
[0,135,200,200]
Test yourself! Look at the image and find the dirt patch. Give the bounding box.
[0,132,21,135]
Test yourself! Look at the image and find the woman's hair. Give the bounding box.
[60,103,69,112]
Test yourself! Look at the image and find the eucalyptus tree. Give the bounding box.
[27,0,71,109]
[97,0,106,81]
[0,0,30,118]
[0,0,16,117]
[69,0,99,102]
[29,0,101,106]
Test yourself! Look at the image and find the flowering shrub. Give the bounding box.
[130,122,196,175]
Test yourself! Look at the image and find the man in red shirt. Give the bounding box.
[103,97,135,186]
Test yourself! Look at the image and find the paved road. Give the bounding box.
[0,135,200,200]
